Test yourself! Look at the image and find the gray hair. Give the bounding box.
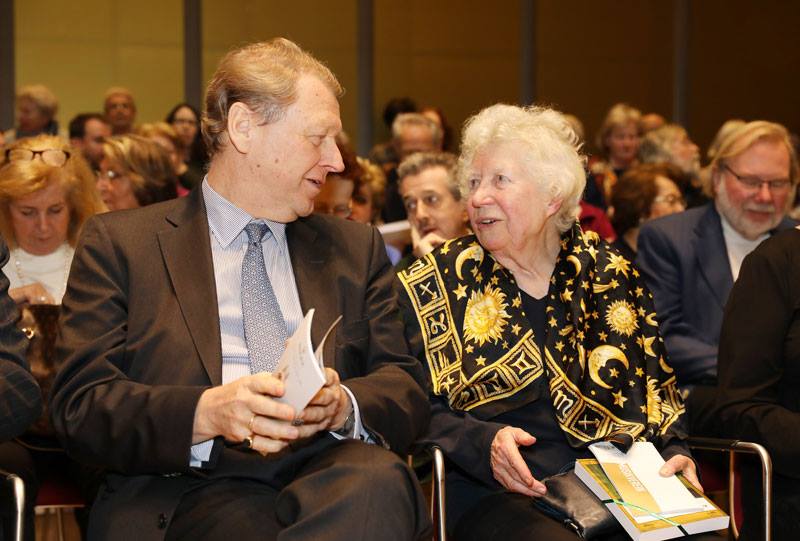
[639,124,687,164]
[458,104,586,233]
[397,152,460,201]
[391,113,443,147]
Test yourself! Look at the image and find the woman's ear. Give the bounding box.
[226,102,253,154]
[546,197,563,218]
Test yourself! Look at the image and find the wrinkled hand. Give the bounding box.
[660,454,703,493]
[192,373,300,456]
[9,283,54,305]
[300,368,350,432]
[490,426,546,497]
[411,228,446,259]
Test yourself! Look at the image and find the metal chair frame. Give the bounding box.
[687,437,772,541]
[0,468,25,541]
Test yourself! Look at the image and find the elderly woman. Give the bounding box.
[609,163,687,261]
[98,134,178,211]
[0,135,104,304]
[398,105,699,540]
[3,85,61,143]
[587,103,642,208]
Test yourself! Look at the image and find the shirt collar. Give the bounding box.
[201,177,288,251]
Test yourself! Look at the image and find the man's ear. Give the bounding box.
[227,102,254,154]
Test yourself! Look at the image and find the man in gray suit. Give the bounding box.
[637,120,797,434]
[51,38,430,540]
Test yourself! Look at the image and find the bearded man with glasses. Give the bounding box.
[636,120,797,437]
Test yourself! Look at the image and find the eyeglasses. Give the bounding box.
[172,118,198,127]
[96,169,126,182]
[722,163,793,193]
[652,193,685,206]
[315,202,352,218]
[5,148,70,167]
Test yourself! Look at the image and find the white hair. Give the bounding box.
[458,104,587,232]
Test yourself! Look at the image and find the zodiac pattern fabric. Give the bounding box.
[398,224,686,450]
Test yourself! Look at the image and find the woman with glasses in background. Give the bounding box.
[0,135,104,305]
[313,140,363,219]
[97,134,178,211]
[165,102,208,184]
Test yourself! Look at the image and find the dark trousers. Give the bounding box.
[166,439,431,541]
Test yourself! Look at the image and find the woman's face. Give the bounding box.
[9,179,70,255]
[98,157,140,211]
[605,122,640,166]
[349,182,374,224]
[648,175,685,220]
[170,106,199,149]
[466,141,558,256]
[16,98,49,133]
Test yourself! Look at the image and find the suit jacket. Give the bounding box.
[0,237,42,441]
[636,203,795,385]
[50,189,429,539]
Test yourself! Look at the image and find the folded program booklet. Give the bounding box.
[274,309,342,412]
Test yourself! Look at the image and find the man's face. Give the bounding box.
[669,133,700,176]
[243,75,344,222]
[400,166,467,241]
[104,94,136,134]
[395,125,437,160]
[74,118,111,169]
[714,139,793,240]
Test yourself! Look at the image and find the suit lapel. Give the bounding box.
[694,204,734,310]
[158,191,223,385]
[287,217,338,364]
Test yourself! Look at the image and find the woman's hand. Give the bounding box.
[490,426,546,497]
[9,283,55,305]
[659,454,703,493]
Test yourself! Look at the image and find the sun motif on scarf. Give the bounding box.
[463,284,510,346]
[605,299,639,336]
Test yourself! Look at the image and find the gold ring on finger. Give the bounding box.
[248,414,257,433]
[243,435,254,449]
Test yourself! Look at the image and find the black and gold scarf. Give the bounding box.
[398,223,685,449]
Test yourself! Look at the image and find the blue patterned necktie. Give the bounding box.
[241,222,288,374]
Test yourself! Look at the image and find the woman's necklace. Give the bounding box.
[11,244,71,299]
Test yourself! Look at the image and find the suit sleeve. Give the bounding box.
[50,217,207,474]
[636,224,718,383]
[0,239,42,441]
[716,240,800,479]
[339,227,430,455]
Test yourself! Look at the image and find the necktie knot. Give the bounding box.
[244,222,270,246]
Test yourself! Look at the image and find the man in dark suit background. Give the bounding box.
[636,120,797,435]
[51,38,430,540]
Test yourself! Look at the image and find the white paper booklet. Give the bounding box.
[588,441,705,520]
[274,309,342,412]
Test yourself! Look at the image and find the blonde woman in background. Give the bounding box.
[0,135,104,304]
[586,103,642,208]
[137,122,201,194]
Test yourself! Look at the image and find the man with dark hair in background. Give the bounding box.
[68,113,111,172]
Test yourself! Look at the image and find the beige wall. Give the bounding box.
[15,0,183,132]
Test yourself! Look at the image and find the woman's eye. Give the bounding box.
[495,174,510,185]
[309,135,324,146]
[48,205,65,215]
[468,178,480,190]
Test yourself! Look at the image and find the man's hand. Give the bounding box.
[192,373,300,456]
[300,368,350,433]
[490,426,546,497]
[660,454,703,493]
[9,283,54,305]
[411,228,446,259]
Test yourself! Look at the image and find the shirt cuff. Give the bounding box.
[189,438,214,467]
[330,385,372,443]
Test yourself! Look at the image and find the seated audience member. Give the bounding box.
[313,141,362,219]
[639,124,707,208]
[165,102,208,178]
[609,163,687,261]
[396,151,468,269]
[0,237,43,541]
[420,106,454,152]
[640,112,666,133]
[383,113,443,222]
[698,119,746,201]
[398,104,698,540]
[586,103,642,208]
[350,157,387,225]
[68,112,111,172]
[637,120,797,435]
[3,85,61,143]
[98,134,178,211]
[715,227,800,541]
[50,38,430,540]
[137,122,200,194]
[103,87,137,135]
[369,96,417,172]
[562,113,585,143]
[0,135,104,304]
